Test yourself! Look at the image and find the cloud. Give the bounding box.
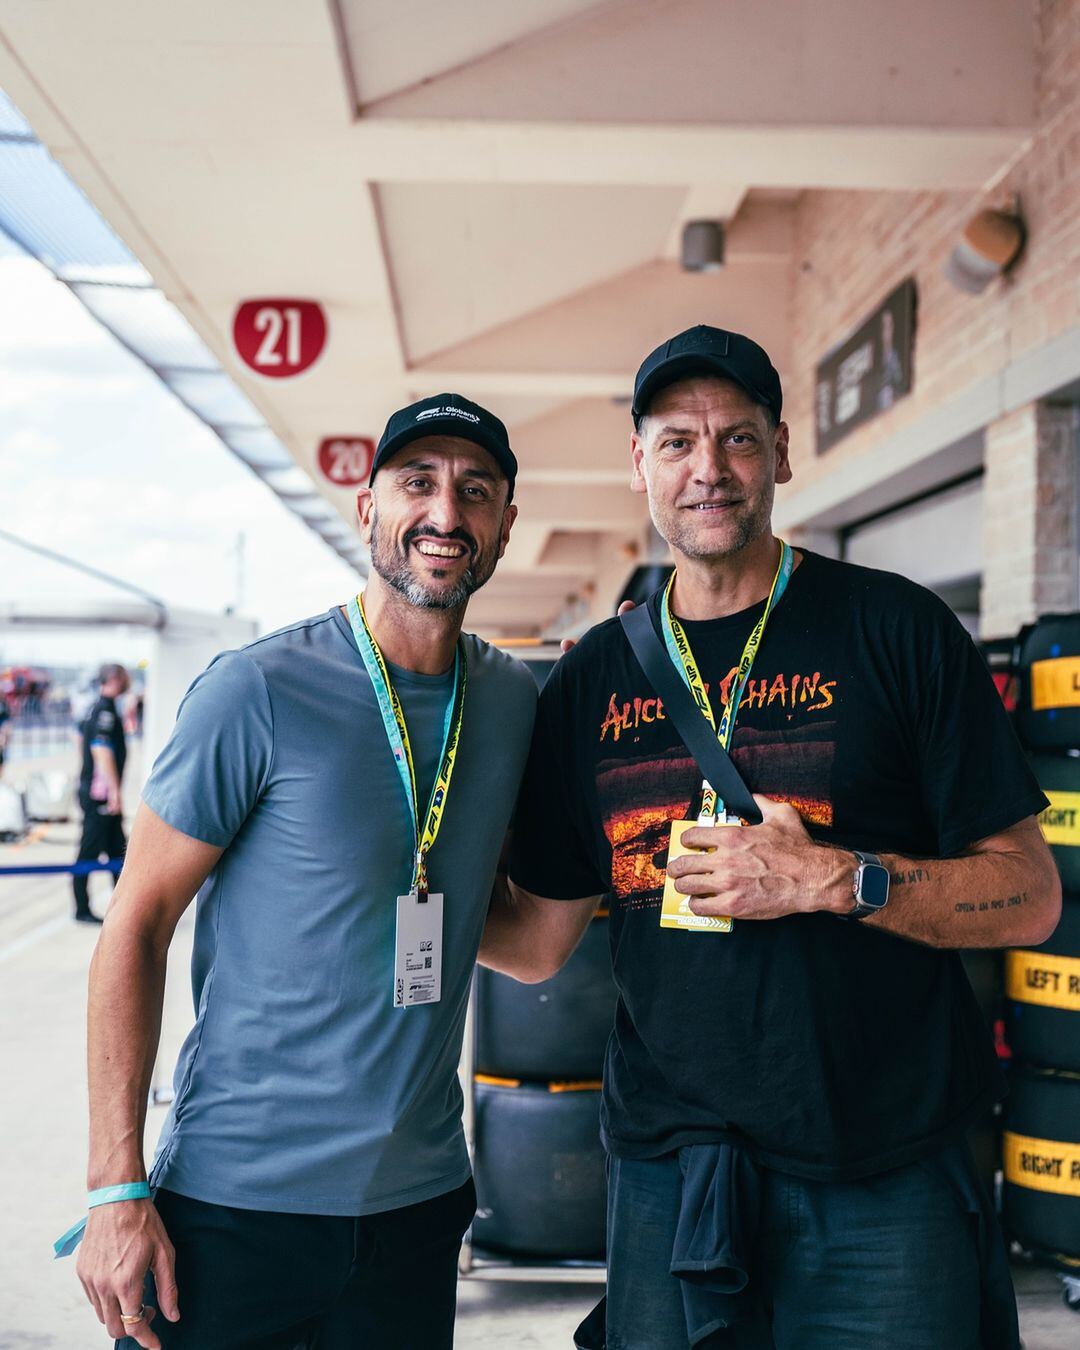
[0,425,61,461]
[0,366,141,409]
[0,256,115,354]
[0,245,360,639]
[0,256,145,407]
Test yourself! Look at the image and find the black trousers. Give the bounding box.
[73,796,126,916]
[117,1180,476,1350]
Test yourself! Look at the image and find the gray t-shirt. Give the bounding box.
[144,606,536,1216]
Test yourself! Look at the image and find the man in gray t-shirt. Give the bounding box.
[73,395,536,1350]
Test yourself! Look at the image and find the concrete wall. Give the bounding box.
[142,609,258,790]
[845,477,984,590]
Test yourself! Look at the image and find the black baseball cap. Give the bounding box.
[370,393,518,501]
[632,325,782,425]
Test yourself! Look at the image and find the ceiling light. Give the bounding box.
[681,220,725,272]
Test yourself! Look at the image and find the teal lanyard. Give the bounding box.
[660,540,793,815]
[346,595,465,894]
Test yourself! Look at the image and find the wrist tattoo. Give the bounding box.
[890,866,931,887]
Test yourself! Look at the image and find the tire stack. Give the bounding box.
[471,914,616,1261]
[978,636,1021,715]
[960,945,1006,1200]
[1003,617,1080,1274]
[961,640,1024,1199]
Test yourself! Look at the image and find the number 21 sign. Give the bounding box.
[233,299,327,378]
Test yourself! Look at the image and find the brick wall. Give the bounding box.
[785,0,1080,491]
[981,401,1078,638]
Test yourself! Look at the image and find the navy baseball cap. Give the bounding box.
[632,325,783,424]
[370,393,517,501]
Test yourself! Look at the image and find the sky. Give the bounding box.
[0,234,361,669]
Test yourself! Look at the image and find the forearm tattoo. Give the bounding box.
[955,891,1028,915]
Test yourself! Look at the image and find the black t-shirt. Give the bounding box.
[509,552,1047,1181]
[80,695,126,799]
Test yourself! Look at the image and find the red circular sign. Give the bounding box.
[233,299,327,378]
[317,436,376,487]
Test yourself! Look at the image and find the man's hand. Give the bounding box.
[77,1199,179,1347]
[667,795,850,921]
[105,789,123,816]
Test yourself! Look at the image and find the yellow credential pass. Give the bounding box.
[660,818,739,933]
[657,541,793,935]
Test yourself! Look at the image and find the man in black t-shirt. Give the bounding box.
[73,663,129,924]
[0,696,10,777]
[481,326,1060,1349]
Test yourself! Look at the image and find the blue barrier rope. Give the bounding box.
[0,860,123,877]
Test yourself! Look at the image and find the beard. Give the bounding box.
[650,487,774,561]
[368,508,499,611]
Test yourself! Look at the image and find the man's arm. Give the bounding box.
[90,743,122,814]
[77,803,222,1349]
[668,796,1061,949]
[479,872,601,983]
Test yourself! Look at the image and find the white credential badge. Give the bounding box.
[395,892,444,1007]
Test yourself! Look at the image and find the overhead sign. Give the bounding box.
[317,437,376,487]
[233,299,327,378]
[814,278,916,454]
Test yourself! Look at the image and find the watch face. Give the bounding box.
[859,864,890,908]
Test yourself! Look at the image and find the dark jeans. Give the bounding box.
[73,795,126,916]
[116,1179,476,1350]
[604,1144,1014,1349]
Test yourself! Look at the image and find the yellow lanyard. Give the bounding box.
[347,594,467,895]
[660,540,793,820]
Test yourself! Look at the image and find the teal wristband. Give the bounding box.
[53,1183,152,1258]
[87,1182,151,1208]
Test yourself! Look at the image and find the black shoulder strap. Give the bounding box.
[620,603,762,825]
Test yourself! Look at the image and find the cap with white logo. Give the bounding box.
[370,393,517,500]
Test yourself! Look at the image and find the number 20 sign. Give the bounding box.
[233,299,327,379]
[317,437,375,487]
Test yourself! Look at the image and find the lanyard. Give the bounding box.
[660,539,793,820]
[347,594,467,896]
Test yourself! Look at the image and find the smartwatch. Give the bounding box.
[849,851,890,919]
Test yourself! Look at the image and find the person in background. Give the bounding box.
[72,663,129,924]
[0,693,11,778]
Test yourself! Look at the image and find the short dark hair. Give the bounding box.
[98,663,127,686]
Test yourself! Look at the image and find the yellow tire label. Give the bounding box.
[1030,657,1080,711]
[1004,1130,1080,1196]
[1006,950,1080,1011]
[1038,791,1080,845]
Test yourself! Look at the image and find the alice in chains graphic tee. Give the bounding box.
[510,552,1048,1180]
